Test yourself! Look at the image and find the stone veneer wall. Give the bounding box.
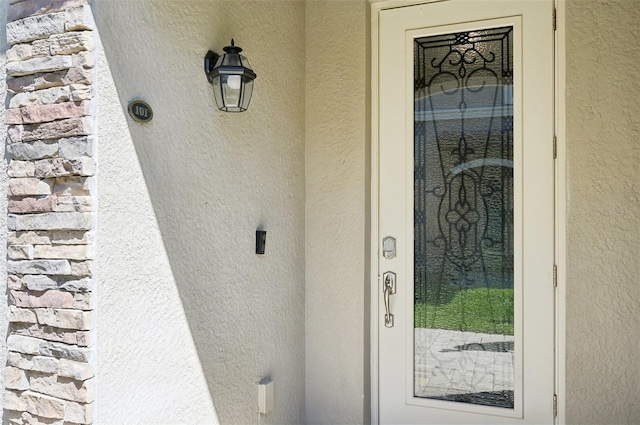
[2,0,95,423]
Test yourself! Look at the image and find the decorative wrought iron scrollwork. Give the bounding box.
[414,26,514,323]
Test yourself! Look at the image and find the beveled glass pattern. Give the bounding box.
[413,26,515,409]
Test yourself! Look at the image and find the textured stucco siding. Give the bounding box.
[93,1,306,424]
[305,1,369,424]
[95,40,219,424]
[565,1,640,423]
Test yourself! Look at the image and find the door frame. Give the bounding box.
[368,0,567,423]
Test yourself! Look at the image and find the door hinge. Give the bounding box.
[553,394,558,417]
[553,8,557,31]
[553,135,557,159]
[553,265,558,288]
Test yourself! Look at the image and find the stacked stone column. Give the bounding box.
[3,1,96,423]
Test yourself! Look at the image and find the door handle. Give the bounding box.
[382,271,396,328]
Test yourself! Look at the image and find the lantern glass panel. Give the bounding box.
[212,75,225,111]
[239,55,252,71]
[240,78,254,111]
[223,53,241,67]
[221,75,241,109]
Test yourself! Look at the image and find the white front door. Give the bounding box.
[376,1,555,423]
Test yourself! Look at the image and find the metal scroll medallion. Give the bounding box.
[413,26,515,409]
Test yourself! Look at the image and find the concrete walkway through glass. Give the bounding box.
[414,328,515,408]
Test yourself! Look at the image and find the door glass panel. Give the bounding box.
[413,26,514,409]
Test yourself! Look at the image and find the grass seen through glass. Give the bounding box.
[415,288,514,335]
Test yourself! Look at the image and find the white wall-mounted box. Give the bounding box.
[259,379,274,415]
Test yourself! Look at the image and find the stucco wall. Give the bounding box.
[93,1,305,424]
[565,1,640,423]
[95,40,219,424]
[305,1,369,424]
[0,0,9,410]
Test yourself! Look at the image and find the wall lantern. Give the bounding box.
[204,39,257,113]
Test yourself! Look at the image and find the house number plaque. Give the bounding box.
[128,100,153,123]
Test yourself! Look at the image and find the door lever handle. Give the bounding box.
[382,271,396,328]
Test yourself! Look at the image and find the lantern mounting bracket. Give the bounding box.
[204,50,220,84]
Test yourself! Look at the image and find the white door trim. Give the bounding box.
[369,4,381,424]
[368,0,567,423]
[554,1,567,423]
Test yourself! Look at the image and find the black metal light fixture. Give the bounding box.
[204,39,257,113]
